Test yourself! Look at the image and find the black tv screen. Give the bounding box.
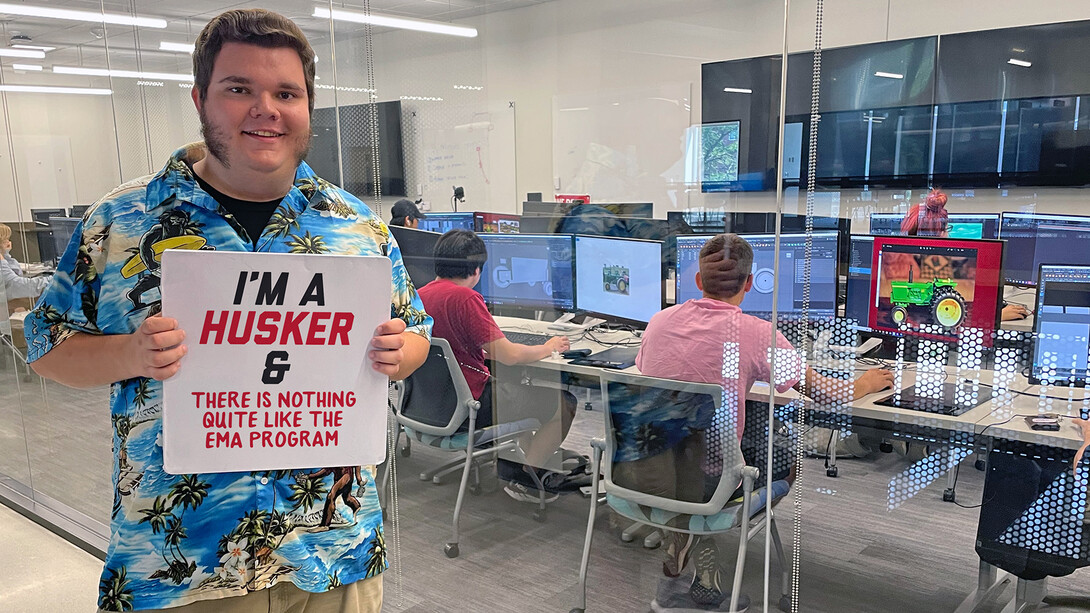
[308,100,406,198]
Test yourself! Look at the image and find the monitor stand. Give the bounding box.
[547,312,604,333]
[874,382,993,416]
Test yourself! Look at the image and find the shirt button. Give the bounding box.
[260,477,269,485]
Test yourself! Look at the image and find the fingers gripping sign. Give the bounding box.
[131,314,188,381]
[370,318,407,377]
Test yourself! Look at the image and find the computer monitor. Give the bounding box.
[844,235,875,329]
[574,235,663,325]
[724,212,775,234]
[999,212,1090,287]
[388,225,440,289]
[869,213,904,235]
[49,217,81,262]
[475,234,575,311]
[946,213,999,240]
[69,204,91,218]
[474,212,521,234]
[1031,264,1090,386]
[417,212,475,234]
[674,232,839,319]
[870,236,1004,345]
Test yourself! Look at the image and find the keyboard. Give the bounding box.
[503,331,552,346]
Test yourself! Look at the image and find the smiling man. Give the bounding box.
[24,9,430,613]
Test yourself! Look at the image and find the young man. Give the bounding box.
[25,10,430,612]
[632,233,893,607]
[417,229,578,502]
[389,198,426,229]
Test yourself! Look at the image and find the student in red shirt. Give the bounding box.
[418,229,577,502]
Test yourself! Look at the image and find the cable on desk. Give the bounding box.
[965,379,1090,402]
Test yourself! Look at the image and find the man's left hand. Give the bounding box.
[370,318,408,377]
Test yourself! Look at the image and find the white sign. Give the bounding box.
[161,250,391,474]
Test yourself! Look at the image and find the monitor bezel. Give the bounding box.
[998,211,1090,287]
[573,233,665,327]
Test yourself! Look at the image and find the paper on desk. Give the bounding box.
[160,249,391,474]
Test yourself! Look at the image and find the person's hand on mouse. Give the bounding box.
[1002,304,1030,321]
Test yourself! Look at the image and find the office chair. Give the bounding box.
[571,371,791,613]
[387,337,539,558]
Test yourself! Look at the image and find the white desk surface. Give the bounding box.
[493,315,1085,450]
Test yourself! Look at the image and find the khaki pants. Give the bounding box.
[101,575,382,613]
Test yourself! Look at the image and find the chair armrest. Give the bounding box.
[590,438,606,452]
[740,466,760,492]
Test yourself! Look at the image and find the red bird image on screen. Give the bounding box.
[198,310,355,345]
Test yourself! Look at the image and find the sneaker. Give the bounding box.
[503,482,559,504]
[689,539,726,607]
[662,532,697,578]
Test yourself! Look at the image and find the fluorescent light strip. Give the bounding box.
[723,87,752,94]
[1008,58,1032,67]
[874,71,904,79]
[11,44,56,52]
[0,3,166,28]
[0,49,45,59]
[12,64,43,71]
[0,84,111,95]
[53,65,193,81]
[313,6,477,38]
[159,41,194,53]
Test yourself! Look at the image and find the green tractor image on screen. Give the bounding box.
[889,271,966,329]
[603,265,630,295]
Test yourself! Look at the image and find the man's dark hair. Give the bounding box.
[698,233,753,298]
[193,9,317,115]
[434,229,488,279]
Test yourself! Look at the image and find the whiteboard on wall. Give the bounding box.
[15,135,77,210]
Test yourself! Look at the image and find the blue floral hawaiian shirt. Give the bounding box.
[24,143,432,611]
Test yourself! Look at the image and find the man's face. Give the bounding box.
[193,42,310,178]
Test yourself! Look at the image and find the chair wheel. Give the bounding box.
[620,532,635,542]
[778,595,792,612]
[975,458,986,471]
[533,509,547,522]
[444,543,459,558]
[432,476,443,485]
[399,445,411,457]
[879,441,893,453]
[419,472,429,481]
[826,466,838,477]
[943,488,956,503]
[468,484,481,496]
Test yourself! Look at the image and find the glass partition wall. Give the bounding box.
[5,1,1090,612]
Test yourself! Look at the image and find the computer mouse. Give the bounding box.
[562,349,592,359]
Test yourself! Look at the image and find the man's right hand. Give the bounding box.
[854,368,894,398]
[127,315,187,381]
[545,336,571,353]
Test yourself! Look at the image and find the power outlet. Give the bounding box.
[553,176,561,190]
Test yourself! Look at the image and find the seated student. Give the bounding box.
[389,199,426,229]
[629,233,894,607]
[1,223,50,304]
[902,189,1029,321]
[417,229,578,502]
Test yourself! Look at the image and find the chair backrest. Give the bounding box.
[599,369,747,516]
[394,337,477,437]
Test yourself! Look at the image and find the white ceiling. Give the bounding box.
[0,0,552,74]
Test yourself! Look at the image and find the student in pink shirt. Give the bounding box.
[628,233,893,608]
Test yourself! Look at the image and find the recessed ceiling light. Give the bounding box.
[159,41,194,53]
[11,44,55,52]
[1008,58,1032,67]
[0,48,44,59]
[12,63,43,71]
[874,71,904,79]
[723,87,753,94]
[0,3,166,28]
[314,6,477,38]
[0,84,111,95]
[53,65,193,81]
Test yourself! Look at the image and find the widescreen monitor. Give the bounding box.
[48,217,81,262]
[869,236,1004,345]
[475,234,575,311]
[474,212,521,234]
[574,235,663,325]
[69,204,91,218]
[869,213,904,235]
[417,212,475,234]
[388,225,440,289]
[999,212,1090,287]
[1031,264,1090,386]
[674,232,839,319]
[946,214,999,240]
[844,235,875,329]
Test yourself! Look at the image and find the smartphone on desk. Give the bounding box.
[1025,414,1061,431]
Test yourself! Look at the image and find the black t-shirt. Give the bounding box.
[191,168,283,248]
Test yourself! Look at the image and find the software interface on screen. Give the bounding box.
[1032,265,1090,385]
[475,234,575,310]
[575,236,662,324]
[475,213,521,234]
[870,237,1003,344]
[999,213,1090,286]
[845,235,875,329]
[946,214,999,240]
[869,213,904,235]
[418,213,476,234]
[674,232,839,318]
